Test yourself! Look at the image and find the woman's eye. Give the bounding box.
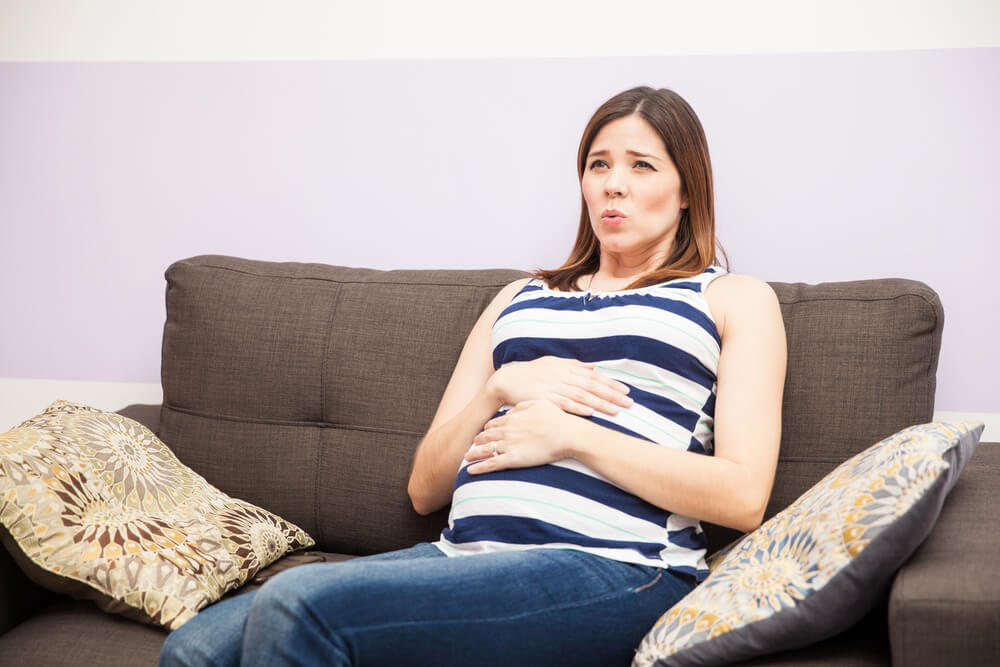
[588,159,608,170]
[635,161,655,170]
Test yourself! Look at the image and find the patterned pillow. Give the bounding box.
[0,400,315,630]
[633,421,983,667]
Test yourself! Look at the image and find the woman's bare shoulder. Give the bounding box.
[479,277,534,318]
[707,272,775,300]
[505,276,534,292]
[705,273,781,337]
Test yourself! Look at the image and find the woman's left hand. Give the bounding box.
[464,400,581,474]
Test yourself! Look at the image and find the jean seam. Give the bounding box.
[324,579,662,638]
[633,571,662,594]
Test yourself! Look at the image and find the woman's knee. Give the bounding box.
[158,591,256,667]
[244,563,338,643]
[159,621,234,667]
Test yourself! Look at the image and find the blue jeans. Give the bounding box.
[159,543,694,667]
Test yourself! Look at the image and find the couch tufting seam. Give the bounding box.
[317,282,345,546]
[160,403,424,436]
[775,291,936,306]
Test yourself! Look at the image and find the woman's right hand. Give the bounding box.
[486,356,633,417]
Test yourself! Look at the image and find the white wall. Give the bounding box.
[2,0,998,60]
[1,2,997,439]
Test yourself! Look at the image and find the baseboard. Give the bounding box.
[0,378,162,431]
[933,411,999,444]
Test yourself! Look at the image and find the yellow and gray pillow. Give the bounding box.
[0,401,315,630]
[633,421,983,667]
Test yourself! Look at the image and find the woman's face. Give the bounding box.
[581,114,687,264]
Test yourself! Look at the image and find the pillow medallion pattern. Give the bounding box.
[632,421,983,667]
[0,401,315,630]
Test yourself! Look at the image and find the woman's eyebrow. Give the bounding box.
[587,148,663,160]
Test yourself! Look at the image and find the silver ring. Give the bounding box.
[491,442,498,457]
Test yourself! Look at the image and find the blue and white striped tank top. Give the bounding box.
[434,266,727,581]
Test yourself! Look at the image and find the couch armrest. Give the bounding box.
[889,443,1000,666]
[117,403,162,435]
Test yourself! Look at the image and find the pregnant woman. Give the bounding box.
[159,85,787,667]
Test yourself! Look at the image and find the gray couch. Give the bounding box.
[1,255,996,665]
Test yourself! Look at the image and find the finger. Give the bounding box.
[581,378,634,408]
[562,371,632,408]
[466,459,493,474]
[554,396,595,417]
[561,387,621,415]
[464,443,495,462]
[482,415,506,430]
[579,370,631,395]
[466,450,503,473]
[472,428,501,445]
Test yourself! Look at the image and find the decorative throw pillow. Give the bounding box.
[633,421,983,667]
[0,400,315,630]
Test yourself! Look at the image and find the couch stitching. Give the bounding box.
[917,291,943,425]
[160,403,423,436]
[178,260,525,288]
[316,282,345,545]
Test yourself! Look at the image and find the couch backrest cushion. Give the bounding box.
[158,256,943,554]
[158,256,526,554]
[703,279,943,552]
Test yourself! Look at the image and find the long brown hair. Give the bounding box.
[535,86,727,291]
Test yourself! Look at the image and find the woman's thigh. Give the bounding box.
[159,542,444,667]
[242,547,693,667]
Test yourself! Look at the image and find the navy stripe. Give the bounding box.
[442,269,722,571]
[668,564,711,582]
[443,515,667,561]
[667,525,707,551]
[626,384,701,433]
[655,281,702,292]
[687,436,709,454]
[493,335,715,390]
[500,292,720,345]
[588,415,654,443]
[702,391,716,419]
[454,463,669,528]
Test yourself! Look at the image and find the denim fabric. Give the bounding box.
[159,543,694,667]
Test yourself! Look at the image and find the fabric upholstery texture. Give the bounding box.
[158,256,527,554]
[0,401,314,630]
[158,259,945,558]
[0,256,963,666]
[888,442,1000,666]
[632,421,983,667]
[702,279,944,553]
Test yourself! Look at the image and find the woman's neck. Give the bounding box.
[588,250,668,291]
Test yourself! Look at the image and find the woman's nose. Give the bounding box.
[604,170,627,197]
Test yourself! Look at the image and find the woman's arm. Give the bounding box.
[407,278,634,515]
[407,279,527,515]
[466,274,787,533]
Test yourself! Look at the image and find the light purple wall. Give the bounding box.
[1,49,997,411]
